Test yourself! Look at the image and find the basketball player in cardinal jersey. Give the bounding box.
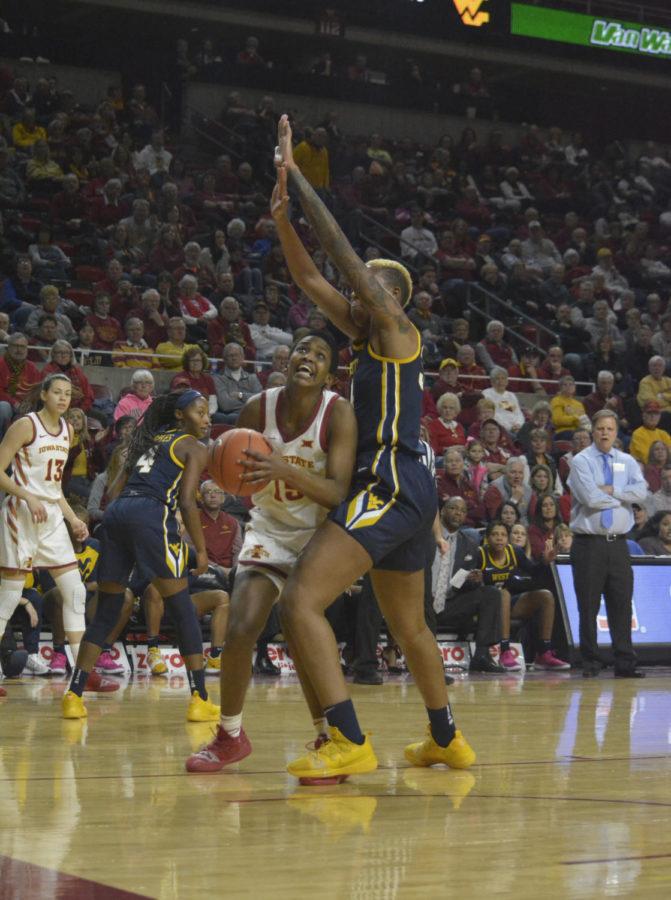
[0,374,101,690]
[186,332,357,773]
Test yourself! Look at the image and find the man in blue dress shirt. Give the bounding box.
[567,410,648,678]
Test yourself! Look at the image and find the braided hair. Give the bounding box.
[124,391,181,474]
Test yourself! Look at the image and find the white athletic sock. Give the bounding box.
[220,713,242,737]
[69,642,81,664]
[313,716,328,737]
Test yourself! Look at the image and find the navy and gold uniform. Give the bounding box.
[97,428,190,584]
[330,330,437,571]
[476,544,540,594]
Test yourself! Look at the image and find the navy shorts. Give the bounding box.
[97,496,188,585]
[329,452,437,572]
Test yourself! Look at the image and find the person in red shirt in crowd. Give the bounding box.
[198,480,242,580]
[207,295,256,360]
[583,370,627,427]
[94,258,125,299]
[51,173,87,228]
[173,241,216,293]
[524,428,560,488]
[528,494,564,561]
[170,346,218,416]
[149,225,185,274]
[642,440,671,494]
[431,358,462,403]
[0,332,41,435]
[177,274,217,341]
[109,274,139,323]
[442,318,471,360]
[426,392,466,457]
[537,344,571,395]
[478,417,511,480]
[88,178,128,227]
[507,347,545,394]
[476,320,518,372]
[258,344,289,389]
[41,340,95,411]
[85,292,122,353]
[457,344,487,394]
[126,288,169,349]
[436,446,485,526]
[436,231,477,284]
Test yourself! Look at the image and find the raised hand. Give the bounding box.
[270,166,289,222]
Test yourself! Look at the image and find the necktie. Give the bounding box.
[600,453,613,531]
[433,534,456,613]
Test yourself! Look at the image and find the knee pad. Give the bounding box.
[83,591,126,647]
[54,569,87,633]
[165,587,202,657]
[0,581,25,623]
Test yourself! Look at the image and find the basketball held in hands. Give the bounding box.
[208,428,272,496]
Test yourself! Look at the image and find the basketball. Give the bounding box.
[208,428,273,496]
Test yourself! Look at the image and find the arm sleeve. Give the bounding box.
[567,453,619,509]
[613,457,650,504]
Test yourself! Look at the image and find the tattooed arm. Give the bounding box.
[278,115,417,359]
[271,168,366,341]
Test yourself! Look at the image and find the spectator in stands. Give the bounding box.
[482,366,524,435]
[0,332,41,434]
[408,291,445,355]
[641,440,671,493]
[646,467,671,516]
[112,317,157,368]
[90,177,127,227]
[198,481,242,582]
[592,247,629,300]
[207,295,256,360]
[134,129,172,175]
[400,208,437,265]
[293,127,330,195]
[456,344,486,393]
[155,316,198,369]
[427,393,465,457]
[499,501,521,529]
[528,494,563,560]
[170,346,218,416]
[120,198,156,256]
[484,457,532,522]
[1,257,43,323]
[476,320,518,372]
[525,429,560,490]
[585,299,625,352]
[112,368,154,421]
[499,166,533,211]
[12,107,46,150]
[28,224,70,281]
[62,408,99,499]
[583,370,627,427]
[177,274,217,341]
[431,358,461,403]
[42,340,94,411]
[637,356,671,426]
[437,447,485,526]
[507,347,544,394]
[28,314,59,362]
[127,288,168,349]
[431,497,503,674]
[551,374,588,438]
[516,401,553,453]
[248,300,292,361]
[174,241,216,292]
[0,146,25,206]
[521,220,561,277]
[213,342,261,424]
[630,401,671,464]
[639,512,671,555]
[25,140,64,191]
[478,416,511,477]
[85,292,122,353]
[558,427,592,483]
[24,285,77,343]
[258,343,290,388]
[237,35,268,67]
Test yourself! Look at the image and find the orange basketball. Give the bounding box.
[208,428,272,496]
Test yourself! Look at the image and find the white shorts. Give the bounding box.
[237,515,315,594]
[0,496,76,572]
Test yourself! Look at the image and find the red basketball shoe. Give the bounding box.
[84,670,120,692]
[185,726,252,773]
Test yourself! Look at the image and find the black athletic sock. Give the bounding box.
[188,668,208,701]
[102,642,112,652]
[210,646,222,659]
[324,699,364,745]
[427,704,457,748]
[540,639,551,653]
[147,636,159,650]
[53,643,66,656]
[69,667,89,698]
[500,639,510,653]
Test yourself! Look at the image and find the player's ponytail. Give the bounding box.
[125,391,180,473]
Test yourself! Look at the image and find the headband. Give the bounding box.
[176,389,204,409]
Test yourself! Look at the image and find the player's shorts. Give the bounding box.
[237,512,317,594]
[0,496,76,572]
[329,451,437,572]
[97,496,187,585]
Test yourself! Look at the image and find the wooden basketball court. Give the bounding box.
[1,670,671,899]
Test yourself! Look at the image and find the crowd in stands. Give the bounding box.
[1,60,671,680]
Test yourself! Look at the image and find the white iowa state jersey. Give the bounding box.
[250,386,339,531]
[13,412,70,502]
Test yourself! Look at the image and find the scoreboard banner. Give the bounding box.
[511,2,671,59]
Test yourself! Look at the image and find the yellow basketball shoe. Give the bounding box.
[186,692,220,723]
[404,727,476,769]
[204,654,221,675]
[147,646,168,675]
[287,727,378,781]
[62,691,88,720]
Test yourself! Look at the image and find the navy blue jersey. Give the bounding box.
[350,331,423,484]
[476,544,539,589]
[122,428,190,513]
